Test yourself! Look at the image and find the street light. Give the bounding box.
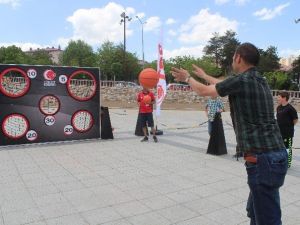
[120,12,131,78]
[136,15,147,68]
[120,12,132,53]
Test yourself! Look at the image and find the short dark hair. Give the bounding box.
[278,90,289,101]
[235,42,260,66]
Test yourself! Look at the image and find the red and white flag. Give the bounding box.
[156,43,167,116]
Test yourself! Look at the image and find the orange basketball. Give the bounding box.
[143,95,152,104]
[139,68,159,89]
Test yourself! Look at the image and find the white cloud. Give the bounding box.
[0,0,20,8]
[0,42,50,51]
[166,18,176,25]
[168,29,177,37]
[64,2,134,45]
[135,12,146,20]
[164,45,205,59]
[144,16,162,32]
[215,0,230,5]
[215,0,249,5]
[253,3,290,20]
[235,0,249,5]
[178,8,238,44]
[279,48,300,57]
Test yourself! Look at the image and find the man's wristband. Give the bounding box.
[185,75,191,83]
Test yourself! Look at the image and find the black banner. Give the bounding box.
[0,64,100,146]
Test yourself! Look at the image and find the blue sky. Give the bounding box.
[0,0,299,62]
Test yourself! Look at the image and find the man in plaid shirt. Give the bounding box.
[171,43,287,225]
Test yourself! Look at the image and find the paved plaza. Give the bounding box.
[0,109,300,225]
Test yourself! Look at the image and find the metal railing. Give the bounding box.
[271,90,300,98]
[100,80,140,88]
[100,81,300,98]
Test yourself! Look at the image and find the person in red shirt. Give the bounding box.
[137,87,158,142]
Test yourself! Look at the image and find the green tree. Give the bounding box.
[111,62,122,81]
[61,40,96,67]
[96,41,140,81]
[97,41,117,80]
[257,46,280,73]
[148,55,221,84]
[204,33,223,66]
[204,30,240,75]
[27,50,53,65]
[264,71,290,90]
[292,55,300,81]
[219,30,240,75]
[0,45,29,64]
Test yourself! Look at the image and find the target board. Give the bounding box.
[0,64,100,146]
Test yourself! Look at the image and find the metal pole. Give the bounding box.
[142,24,144,68]
[123,15,126,53]
[120,12,131,79]
[136,16,147,68]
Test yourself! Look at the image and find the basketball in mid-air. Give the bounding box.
[139,68,159,89]
[143,95,152,104]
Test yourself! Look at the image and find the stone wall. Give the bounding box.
[100,86,300,111]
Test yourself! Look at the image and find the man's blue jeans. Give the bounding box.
[245,149,288,225]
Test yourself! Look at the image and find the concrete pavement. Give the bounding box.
[0,109,299,225]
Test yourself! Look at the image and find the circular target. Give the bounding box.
[0,68,30,98]
[71,110,94,132]
[67,70,96,101]
[2,114,29,139]
[39,95,60,115]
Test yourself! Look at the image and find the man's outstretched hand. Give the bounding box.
[192,64,207,79]
[170,67,190,82]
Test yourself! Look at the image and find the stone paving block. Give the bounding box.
[175,215,221,225]
[124,186,160,200]
[3,208,42,225]
[101,219,132,225]
[166,189,202,204]
[39,202,78,220]
[205,208,246,225]
[1,197,36,213]
[113,200,152,217]
[157,205,199,224]
[81,207,122,225]
[183,198,223,215]
[46,214,88,225]
[33,193,68,208]
[28,184,60,198]
[127,211,172,225]
[207,192,245,207]
[140,195,177,210]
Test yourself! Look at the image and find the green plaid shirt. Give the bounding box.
[216,67,285,153]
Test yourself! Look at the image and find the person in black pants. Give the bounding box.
[276,90,298,168]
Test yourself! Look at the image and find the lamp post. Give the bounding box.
[136,15,147,68]
[120,12,131,78]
